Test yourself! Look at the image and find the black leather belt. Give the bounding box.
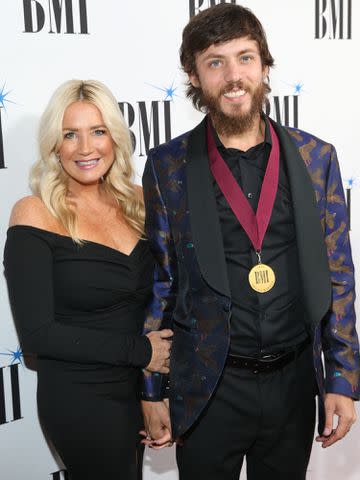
[226,339,309,374]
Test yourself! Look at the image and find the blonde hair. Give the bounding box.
[30,79,144,242]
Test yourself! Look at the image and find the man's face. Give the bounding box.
[189,36,268,136]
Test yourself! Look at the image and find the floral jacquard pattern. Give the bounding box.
[287,127,359,397]
[142,120,359,438]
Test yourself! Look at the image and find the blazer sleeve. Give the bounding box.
[141,151,178,401]
[3,227,152,368]
[321,145,360,399]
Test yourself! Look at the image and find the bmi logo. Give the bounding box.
[0,102,5,169]
[0,347,23,426]
[23,0,89,34]
[189,0,236,18]
[315,0,352,39]
[266,95,299,128]
[119,99,172,157]
[51,469,69,480]
[344,177,355,230]
[0,83,14,170]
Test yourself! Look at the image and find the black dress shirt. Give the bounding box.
[212,118,308,356]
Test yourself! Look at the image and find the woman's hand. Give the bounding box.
[145,329,173,373]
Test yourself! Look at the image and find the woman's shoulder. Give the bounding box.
[9,196,57,231]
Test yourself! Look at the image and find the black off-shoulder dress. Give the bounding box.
[4,225,154,480]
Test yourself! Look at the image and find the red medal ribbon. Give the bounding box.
[207,118,280,253]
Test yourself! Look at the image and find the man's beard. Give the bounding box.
[201,81,267,137]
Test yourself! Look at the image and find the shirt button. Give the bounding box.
[247,192,254,199]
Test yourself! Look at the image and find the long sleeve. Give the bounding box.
[321,146,360,399]
[4,227,152,368]
[141,152,178,400]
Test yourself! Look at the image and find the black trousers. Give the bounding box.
[176,344,317,480]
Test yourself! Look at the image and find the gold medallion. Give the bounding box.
[248,263,276,293]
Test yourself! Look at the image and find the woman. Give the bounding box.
[3,80,172,479]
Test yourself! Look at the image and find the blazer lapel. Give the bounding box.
[271,120,331,326]
[186,118,230,298]
[185,116,331,323]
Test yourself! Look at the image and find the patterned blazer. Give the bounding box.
[141,116,359,440]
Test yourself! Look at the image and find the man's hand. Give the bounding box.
[316,393,357,448]
[140,399,173,449]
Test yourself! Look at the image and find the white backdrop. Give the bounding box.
[0,1,359,479]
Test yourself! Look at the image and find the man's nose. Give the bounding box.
[224,59,243,84]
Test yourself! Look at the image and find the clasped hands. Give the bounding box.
[140,329,173,448]
[140,399,173,449]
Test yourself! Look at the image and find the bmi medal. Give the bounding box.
[207,119,280,294]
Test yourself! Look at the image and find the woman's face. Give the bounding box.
[58,101,115,188]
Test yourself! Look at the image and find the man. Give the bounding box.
[141,4,359,479]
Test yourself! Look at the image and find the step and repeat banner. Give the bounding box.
[0,1,359,479]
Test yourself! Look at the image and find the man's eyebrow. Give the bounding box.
[200,48,258,61]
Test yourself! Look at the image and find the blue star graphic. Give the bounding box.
[282,80,305,96]
[293,82,304,95]
[146,80,179,101]
[344,177,356,189]
[0,83,14,110]
[0,346,23,365]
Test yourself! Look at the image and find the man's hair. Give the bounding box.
[180,3,275,110]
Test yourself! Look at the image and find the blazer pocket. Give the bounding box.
[173,319,200,335]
